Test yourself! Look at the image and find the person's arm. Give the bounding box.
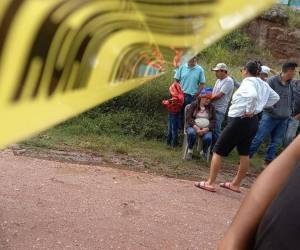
[265,86,280,108]
[199,83,205,92]
[174,65,181,83]
[211,92,225,101]
[212,79,234,101]
[219,135,300,250]
[198,68,206,92]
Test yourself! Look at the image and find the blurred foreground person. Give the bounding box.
[219,134,300,250]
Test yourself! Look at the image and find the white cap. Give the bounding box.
[212,63,228,71]
[261,65,271,75]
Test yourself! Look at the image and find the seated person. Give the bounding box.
[185,89,216,159]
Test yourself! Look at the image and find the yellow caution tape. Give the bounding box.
[0,0,274,147]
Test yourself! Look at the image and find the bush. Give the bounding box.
[216,30,253,50]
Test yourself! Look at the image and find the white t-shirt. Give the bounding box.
[228,77,280,118]
[212,76,234,114]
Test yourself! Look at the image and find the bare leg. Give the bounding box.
[231,155,250,189]
[206,153,223,186]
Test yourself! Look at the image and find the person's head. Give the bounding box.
[188,56,198,68]
[241,61,262,78]
[198,88,212,106]
[260,65,271,81]
[212,63,228,80]
[281,62,298,81]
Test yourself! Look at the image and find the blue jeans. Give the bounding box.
[167,112,180,147]
[214,110,225,141]
[249,112,289,162]
[285,117,299,146]
[186,127,212,153]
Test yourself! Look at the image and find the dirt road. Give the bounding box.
[0,149,245,250]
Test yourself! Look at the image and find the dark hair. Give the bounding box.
[282,62,298,73]
[244,61,262,76]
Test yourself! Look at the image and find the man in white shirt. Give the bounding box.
[194,61,279,193]
[211,63,234,141]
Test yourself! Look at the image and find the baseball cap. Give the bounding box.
[212,63,228,71]
[199,87,213,99]
[261,65,271,75]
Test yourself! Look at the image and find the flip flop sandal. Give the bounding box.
[194,181,216,192]
[220,182,241,193]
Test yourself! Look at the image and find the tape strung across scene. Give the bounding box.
[0,0,274,148]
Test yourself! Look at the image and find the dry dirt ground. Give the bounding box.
[0,149,246,250]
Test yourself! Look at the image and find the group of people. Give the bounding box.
[162,57,299,192]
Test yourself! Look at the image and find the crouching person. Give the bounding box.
[162,81,184,147]
[185,89,216,160]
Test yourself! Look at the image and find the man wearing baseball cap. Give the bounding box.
[260,65,271,81]
[175,57,206,127]
[210,63,234,141]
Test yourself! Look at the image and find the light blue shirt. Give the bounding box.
[174,63,205,96]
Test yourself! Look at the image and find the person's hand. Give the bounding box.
[202,128,209,133]
[197,128,208,136]
[196,128,203,135]
[294,114,300,121]
[243,112,254,118]
[193,127,202,135]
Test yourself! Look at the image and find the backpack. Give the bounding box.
[162,81,184,113]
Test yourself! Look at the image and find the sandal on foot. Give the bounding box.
[194,181,216,192]
[219,182,241,193]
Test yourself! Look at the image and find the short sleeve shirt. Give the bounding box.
[174,63,205,96]
[212,76,234,114]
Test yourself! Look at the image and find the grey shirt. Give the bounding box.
[292,80,300,116]
[264,75,293,119]
[212,76,234,114]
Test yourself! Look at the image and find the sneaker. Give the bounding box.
[186,152,193,160]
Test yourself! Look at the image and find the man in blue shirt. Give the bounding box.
[174,56,206,126]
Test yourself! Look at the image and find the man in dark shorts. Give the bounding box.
[219,135,300,250]
[194,61,279,193]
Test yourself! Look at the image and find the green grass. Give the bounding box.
[285,6,300,29]
[22,122,265,180]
